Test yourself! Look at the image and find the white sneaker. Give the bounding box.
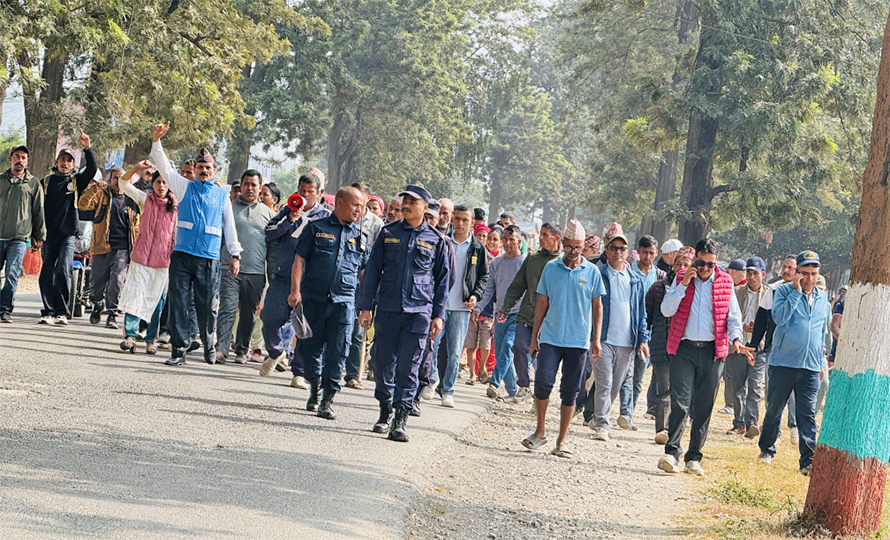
[591,427,609,441]
[39,315,53,325]
[260,353,284,377]
[657,455,681,474]
[53,315,68,326]
[758,452,772,464]
[421,380,438,400]
[486,384,498,400]
[617,415,633,430]
[655,430,669,445]
[684,461,705,476]
[290,375,309,389]
[790,427,799,444]
[234,354,249,364]
[441,394,455,408]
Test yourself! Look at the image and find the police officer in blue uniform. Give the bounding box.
[357,185,451,442]
[288,187,368,419]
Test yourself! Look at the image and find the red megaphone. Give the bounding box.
[287,193,304,212]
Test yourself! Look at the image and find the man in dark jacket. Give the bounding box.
[0,145,45,323]
[38,130,96,325]
[645,247,694,444]
[436,204,488,408]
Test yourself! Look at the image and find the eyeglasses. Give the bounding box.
[694,260,716,269]
[564,244,584,253]
[607,245,628,252]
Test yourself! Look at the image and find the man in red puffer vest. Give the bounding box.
[656,238,754,477]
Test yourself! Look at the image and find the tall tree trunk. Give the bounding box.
[124,138,152,166]
[677,112,718,245]
[640,147,678,242]
[640,0,697,243]
[22,50,66,178]
[487,176,502,223]
[325,106,362,193]
[0,51,7,128]
[541,196,558,224]
[803,11,890,536]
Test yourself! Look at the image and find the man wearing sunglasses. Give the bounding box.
[658,238,753,476]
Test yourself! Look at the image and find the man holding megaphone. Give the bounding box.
[259,171,330,383]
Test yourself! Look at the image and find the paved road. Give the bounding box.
[0,293,489,539]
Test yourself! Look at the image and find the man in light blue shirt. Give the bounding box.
[591,232,649,441]
[620,235,666,427]
[521,220,605,458]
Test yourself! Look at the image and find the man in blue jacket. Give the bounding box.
[757,250,830,475]
[589,230,649,441]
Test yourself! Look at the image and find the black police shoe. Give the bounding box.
[317,390,336,420]
[90,305,103,325]
[186,340,201,355]
[409,398,421,417]
[372,401,393,433]
[306,380,319,412]
[387,405,410,442]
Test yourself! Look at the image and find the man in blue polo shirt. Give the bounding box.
[521,219,605,458]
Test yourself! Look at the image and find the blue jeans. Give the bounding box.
[512,321,533,388]
[124,293,166,342]
[758,365,820,469]
[39,236,76,317]
[0,239,28,314]
[619,351,648,417]
[439,310,472,396]
[488,314,518,396]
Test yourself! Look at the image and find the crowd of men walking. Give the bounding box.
[0,125,840,474]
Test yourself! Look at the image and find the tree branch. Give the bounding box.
[178,32,218,56]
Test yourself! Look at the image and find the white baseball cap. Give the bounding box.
[661,239,683,253]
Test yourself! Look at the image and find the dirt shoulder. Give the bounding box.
[406,397,694,539]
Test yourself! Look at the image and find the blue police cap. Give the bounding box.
[745,256,766,272]
[796,250,820,268]
[728,259,746,271]
[397,184,432,204]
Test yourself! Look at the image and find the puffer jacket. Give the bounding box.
[77,182,140,255]
[646,274,672,363]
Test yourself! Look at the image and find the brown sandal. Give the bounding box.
[345,378,364,390]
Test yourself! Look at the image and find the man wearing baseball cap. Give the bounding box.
[726,259,747,286]
[0,145,45,323]
[725,256,768,438]
[757,250,831,476]
[357,184,451,442]
[656,238,683,274]
[38,130,97,325]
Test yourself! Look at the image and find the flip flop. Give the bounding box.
[521,433,548,450]
[551,445,573,458]
[345,379,364,390]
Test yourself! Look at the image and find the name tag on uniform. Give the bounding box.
[348,238,356,244]
[316,232,335,240]
[579,277,588,286]
[385,238,400,244]
[417,240,434,250]
[471,256,478,265]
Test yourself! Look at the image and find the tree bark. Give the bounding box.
[123,138,152,166]
[487,177,501,223]
[677,113,719,244]
[640,147,678,242]
[802,11,890,537]
[22,50,66,178]
[226,64,264,185]
[0,51,7,129]
[325,106,362,193]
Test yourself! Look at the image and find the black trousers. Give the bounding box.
[665,341,724,463]
[168,251,221,355]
